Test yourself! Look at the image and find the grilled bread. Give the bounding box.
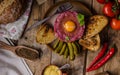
[79,15,108,51]
[84,15,108,38]
[36,24,56,44]
[79,34,100,51]
[0,0,26,24]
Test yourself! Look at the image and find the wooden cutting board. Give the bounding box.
[18,0,120,75]
[18,0,92,75]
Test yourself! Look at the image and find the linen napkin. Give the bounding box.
[0,37,33,75]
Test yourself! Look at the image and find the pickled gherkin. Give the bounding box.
[67,43,74,60]
[54,41,64,53]
[64,47,69,59]
[59,43,66,55]
[53,39,59,49]
[72,42,78,56]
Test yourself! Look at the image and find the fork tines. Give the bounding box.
[56,2,73,13]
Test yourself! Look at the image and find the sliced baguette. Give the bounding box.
[79,34,100,51]
[36,24,56,44]
[84,15,108,38]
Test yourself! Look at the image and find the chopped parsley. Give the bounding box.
[65,36,70,41]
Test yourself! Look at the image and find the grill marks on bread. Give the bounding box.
[36,24,56,44]
[79,34,100,51]
[84,15,108,38]
[79,15,108,51]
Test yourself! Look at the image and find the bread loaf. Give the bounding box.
[0,0,26,24]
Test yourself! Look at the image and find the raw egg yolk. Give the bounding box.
[64,21,76,32]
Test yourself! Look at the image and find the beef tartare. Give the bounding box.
[54,11,85,42]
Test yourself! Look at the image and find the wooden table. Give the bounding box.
[18,0,120,75]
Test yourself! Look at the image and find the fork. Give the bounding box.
[5,38,17,46]
[25,2,73,32]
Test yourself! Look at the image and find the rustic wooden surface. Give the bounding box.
[18,0,120,75]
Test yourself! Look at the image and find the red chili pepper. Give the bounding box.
[86,43,108,71]
[87,48,115,72]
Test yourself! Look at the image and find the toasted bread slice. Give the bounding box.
[36,24,56,44]
[79,34,100,51]
[84,15,108,38]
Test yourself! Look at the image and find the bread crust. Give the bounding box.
[84,15,108,38]
[79,15,108,51]
[0,0,25,24]
[79,34,100,51]
[36,24,56,44]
